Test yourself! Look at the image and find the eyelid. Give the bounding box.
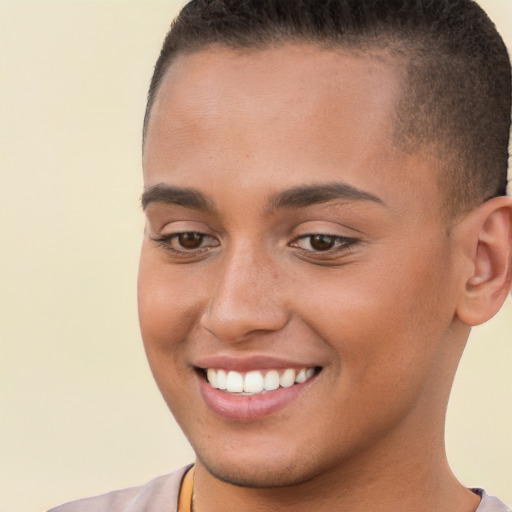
[146,216,215,235]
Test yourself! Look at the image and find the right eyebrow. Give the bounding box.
[141,184,216,212]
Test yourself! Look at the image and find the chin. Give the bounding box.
[196,449,326,489]
[201,463,309,489]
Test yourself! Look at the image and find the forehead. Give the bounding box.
[143,44,438,213]
[146,44,400,145]
[155,44,399,107]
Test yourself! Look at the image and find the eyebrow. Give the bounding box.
[141,184,216,212]
[269,182,384,210]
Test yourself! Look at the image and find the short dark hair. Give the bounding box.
[144,0,511,216]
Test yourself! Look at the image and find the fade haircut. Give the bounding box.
[143,0,511,216]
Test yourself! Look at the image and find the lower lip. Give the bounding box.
[198,374,316,422]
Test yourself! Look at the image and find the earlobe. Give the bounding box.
[456,196,512,326]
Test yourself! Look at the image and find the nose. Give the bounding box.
[199,243,289,343]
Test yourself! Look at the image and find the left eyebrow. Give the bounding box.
[269,182,385,210]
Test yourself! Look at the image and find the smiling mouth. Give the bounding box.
[202,367,321,395]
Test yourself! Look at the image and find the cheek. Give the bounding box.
[297,243,455,385]
[137,251,201,413]
[137,255,199,396]
[138,248,203,349]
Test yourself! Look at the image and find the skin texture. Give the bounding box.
[139,45,512,512]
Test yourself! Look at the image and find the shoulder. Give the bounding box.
[474,489,511,512]
[46,466,190,512]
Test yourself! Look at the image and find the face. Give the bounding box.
[139,45,465,488]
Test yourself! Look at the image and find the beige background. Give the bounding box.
[0,1,510,511]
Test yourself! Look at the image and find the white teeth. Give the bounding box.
[295,368,308,383]
[207,368,218,388]
[226,371,244,392]
[264,370,280,391]
[216,369,227,390]
[279,369,296,388]
[206,367,316,394]
[244,371,264,393]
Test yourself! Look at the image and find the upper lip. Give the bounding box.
[194,354,320,372]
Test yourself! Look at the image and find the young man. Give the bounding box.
[50,0,512,511]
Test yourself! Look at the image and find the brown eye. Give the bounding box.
[309,234,336,251]
[291,233,358,255]
[178,232,204,249]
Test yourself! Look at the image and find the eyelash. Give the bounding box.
[151,232,359,258]
[291,234,359,255]
[151,232,218,256]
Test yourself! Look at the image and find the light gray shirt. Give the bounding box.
[47,466,511,512]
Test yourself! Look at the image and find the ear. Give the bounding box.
[455,195,512,326]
